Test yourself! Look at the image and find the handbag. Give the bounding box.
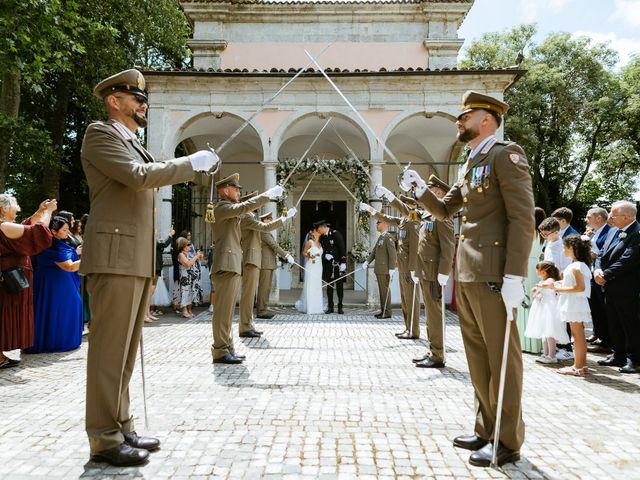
[0,249,30,294]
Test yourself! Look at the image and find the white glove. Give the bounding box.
[437,274,449,287]
[359,202,375,214]
[264,185,285,200]
[501,275,525,320]
[361,261,368,270]
[389,269,396,277]
[324,253,333,261]
[399,169,427,197]
[410,271,419,284]
[339,263,347,273]
[188,149,220,172]
[285,254,294,265]
[285,207,297,219]
[375,185,396,202]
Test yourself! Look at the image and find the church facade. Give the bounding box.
[145,0,523,304]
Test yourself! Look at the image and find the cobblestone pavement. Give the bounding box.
[1,307,639,479]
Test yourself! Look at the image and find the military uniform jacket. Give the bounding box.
[212,195,270,275]
[320,229,346,268]
[80,120,195,278]
[417,213,455,281]
[240,214,284,268]
[372,203,419,273]
[367,232,397,274]
[417,138,534,282]
[261,232,288,270]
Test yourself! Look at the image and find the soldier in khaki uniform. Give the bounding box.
[360,198,420,339]
[239,195,296,337]
[362,219,397,318]
[401,91,534,467]
[211,175,285,364]
[81,69,219,466]
[257,212,294,319]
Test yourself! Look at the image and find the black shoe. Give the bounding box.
[256,313,274,319]
[586,335,599,344]
[91,443,149,466]
[124,431,160,452]
[395,330,408,337]
[325,308,334,314]
[397,332,419,340]
[232,353,246,360]
[252,329,264,335]
[412,355,429,363]
[453,435,488,451]
[374,313,383,318]
[415,357,445,368]
[338,307,344,314]
[619,361,640,374]
[239,330,261,338]
[469,442,520,467]
[379,314,392,319]
[213,353,244,364]
[597,355,626,367]
[587,344,612,354]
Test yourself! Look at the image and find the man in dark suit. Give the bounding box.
[318,221,347,314]
[594,201,640,374]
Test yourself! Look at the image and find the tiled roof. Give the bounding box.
[181,0,472,4]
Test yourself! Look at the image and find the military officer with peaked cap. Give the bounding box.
[360,195,420,339]
[257,211,294,319]
[362,218,397,319]
[239,194,296,337]
[81,68,219,466]
[401,91,534,467]
[211,174,286,364]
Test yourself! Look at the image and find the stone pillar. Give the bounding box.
[262,161,281,304]
[188,40,228,69]
[367,162,384,306]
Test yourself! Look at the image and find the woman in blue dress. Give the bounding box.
[24,216,82,353]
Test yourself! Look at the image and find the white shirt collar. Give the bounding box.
[112,120,136,141]
[469,135,496,159]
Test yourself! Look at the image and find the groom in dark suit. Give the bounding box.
[317,220,347,314]
[594,201,640,374]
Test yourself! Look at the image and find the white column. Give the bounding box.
[262,161,282,304]
[367,162,384,305]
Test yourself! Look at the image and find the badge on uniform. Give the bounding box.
[399,230,407,239]
[509,153,520,164]
[470,165,491,192]
[377,240,383,248]
[425,221,434,239]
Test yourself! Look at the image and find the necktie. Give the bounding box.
[595,227,608,250]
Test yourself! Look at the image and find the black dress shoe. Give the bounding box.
[469,442,520,467]
[597,356,626,367]
[586,335,599,344]
[587,344,612,354]
[239,330,261,338]
[338,306,344,314]
[619,361,640,374]
[256,313,274,319]
[453,434,488,451]
[124,431,160,451]
[395,330,408,337]
[397,332,419,340]
[252,329,264,335]
[325,308,334,314]
[412,355,429,363]
[415,357,445,368]
[379,314,392,319]
[213,353,244,364]
[91,443,149,466]
[374,313,383,318]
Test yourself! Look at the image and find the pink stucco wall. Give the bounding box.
[221,42,428,70]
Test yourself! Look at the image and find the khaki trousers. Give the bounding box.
[85,273,152,453]
[212,271,241,359]
[375,273,392,316]
[456,282,525,451]
[420,279,444,362]
[239,264,260,333]
[257,268,274,316]
[399,272,420,337]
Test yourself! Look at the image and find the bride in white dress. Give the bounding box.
[295,228,324,314]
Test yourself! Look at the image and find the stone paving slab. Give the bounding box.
[1,306,639,479]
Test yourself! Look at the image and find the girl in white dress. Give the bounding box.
[525,261,569,364]
[553,235,593,376]
[295,228,324,314]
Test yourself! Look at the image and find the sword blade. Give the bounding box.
[139,335,149,429]
[322,162,359,203]
[330,124,373,182]
[293,171,317,210]
[282,117,333,187]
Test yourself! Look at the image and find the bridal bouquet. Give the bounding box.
[307,246,322,264]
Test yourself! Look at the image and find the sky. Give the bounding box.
[458,0,640,66]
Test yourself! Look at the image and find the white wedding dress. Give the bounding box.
[295,243,325,314]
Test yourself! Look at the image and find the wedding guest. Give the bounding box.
[176,236,204,318]
[24,216,82,353]
[551,207,579,238]
[594,201,640,374]
[146,227,174,322]
[0,195,56,369]
[57,210,80,249]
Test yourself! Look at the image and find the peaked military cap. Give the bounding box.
[458,90,509,120]
[260,211,273,221]
[94,69,147,100]
[427,174,451,192]
[215,173,242,189]
[239,190,258,202]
